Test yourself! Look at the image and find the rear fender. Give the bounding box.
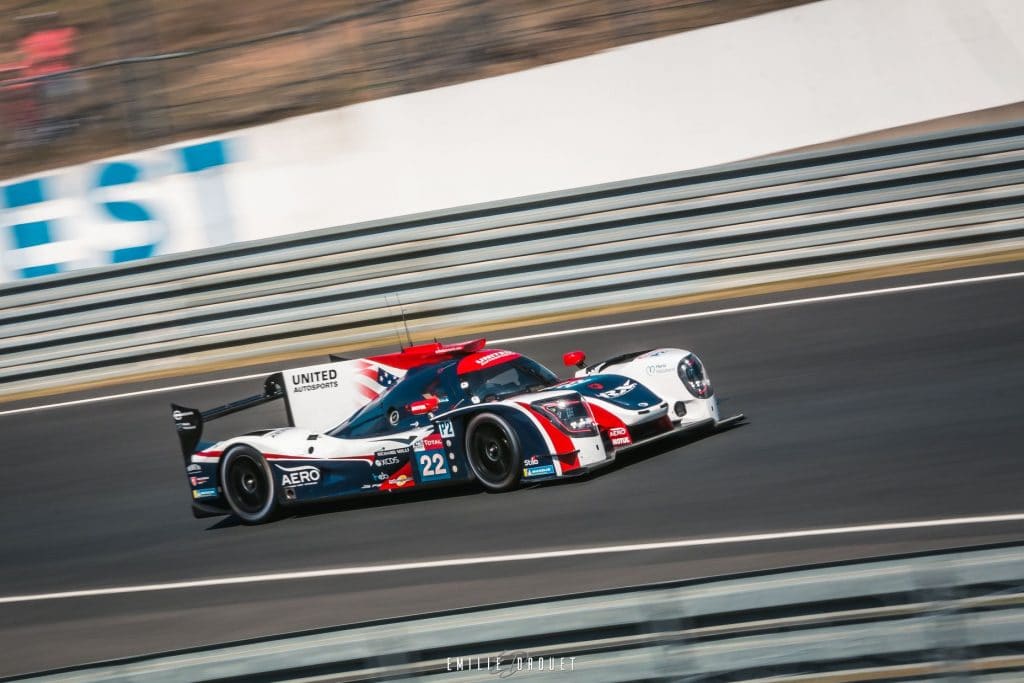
[184,450,229,517]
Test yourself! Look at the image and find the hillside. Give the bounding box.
[0,0,813,177]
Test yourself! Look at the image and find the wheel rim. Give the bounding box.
[470,423,514,482]
[227,454,269,515]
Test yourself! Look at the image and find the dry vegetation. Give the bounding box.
[0,0,813,177]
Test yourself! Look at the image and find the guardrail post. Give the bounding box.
[646,591,696,679]
[914,560,972,680]
[371,624,414,678]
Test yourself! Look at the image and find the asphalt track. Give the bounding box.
[1,261,1023,677]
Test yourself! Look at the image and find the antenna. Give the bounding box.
[384,295,405,351]
[396,294,414,348]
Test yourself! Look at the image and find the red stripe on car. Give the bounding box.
[556,451,581,473]
[518,403,575,454]
[586,402,633,447]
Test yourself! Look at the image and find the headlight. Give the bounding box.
[531,395,598,437]
[678,354,713,398]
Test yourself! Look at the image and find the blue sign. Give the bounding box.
[0,138,235,281]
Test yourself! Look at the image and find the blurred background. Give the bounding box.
[0,0,810,178]
[1,1,1023,679]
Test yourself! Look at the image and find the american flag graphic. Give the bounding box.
[352,361,403,401]
[377,367,399,388]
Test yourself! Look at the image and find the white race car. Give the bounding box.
[172,339,743,523]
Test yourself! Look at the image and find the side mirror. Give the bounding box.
[408,396,440,415]
[563,350,587,368]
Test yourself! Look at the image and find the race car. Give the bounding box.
[171,338,743,523]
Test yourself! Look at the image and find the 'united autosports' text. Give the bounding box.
[291,369,339,393]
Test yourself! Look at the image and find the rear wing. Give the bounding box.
[172,373,285,462]
[171,357,402,462]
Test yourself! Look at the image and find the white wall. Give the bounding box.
[2,0,1023,282]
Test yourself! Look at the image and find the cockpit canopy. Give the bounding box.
[460,355,558,403]
[329,352,558,438]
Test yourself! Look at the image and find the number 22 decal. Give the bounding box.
[419,453,448,477]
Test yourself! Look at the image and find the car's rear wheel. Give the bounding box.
[465,414,522,492]
[221,445,277,524]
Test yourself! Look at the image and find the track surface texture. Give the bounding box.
[1,262,1023,676]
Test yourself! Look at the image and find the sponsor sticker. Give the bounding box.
[645,363,671,376]
[475,350,516,367]
[523,455,540,466]
[608,426,632,447]
[275,464,321,487]
[374,447,410,465]
[375,447,410,457]
[289,368,339,393]
[388,474,414,487]
[186,464,202,473]
[189,476,209,486]
[599,380,637,399]
[422,434,444,451]
[524,465,556,478]
[193,487,218,499]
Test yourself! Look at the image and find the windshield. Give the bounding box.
[462,357,558,401]
[327,362,454,438]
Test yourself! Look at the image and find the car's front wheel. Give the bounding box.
[465,414,522,492]
[221,445,278,524]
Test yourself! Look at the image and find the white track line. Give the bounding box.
[1,513,1022,605]
[2,269,1022,418]
[494,270,1024,342]
[0,373,268,417]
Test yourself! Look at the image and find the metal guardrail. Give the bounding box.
[8,544,1024,682]
[2,119,1023,397]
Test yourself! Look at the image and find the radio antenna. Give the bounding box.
[384,295,405,351]
[396,294,414,348]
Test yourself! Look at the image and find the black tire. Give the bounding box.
[465,414,523,492]
[221,445,278,524]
